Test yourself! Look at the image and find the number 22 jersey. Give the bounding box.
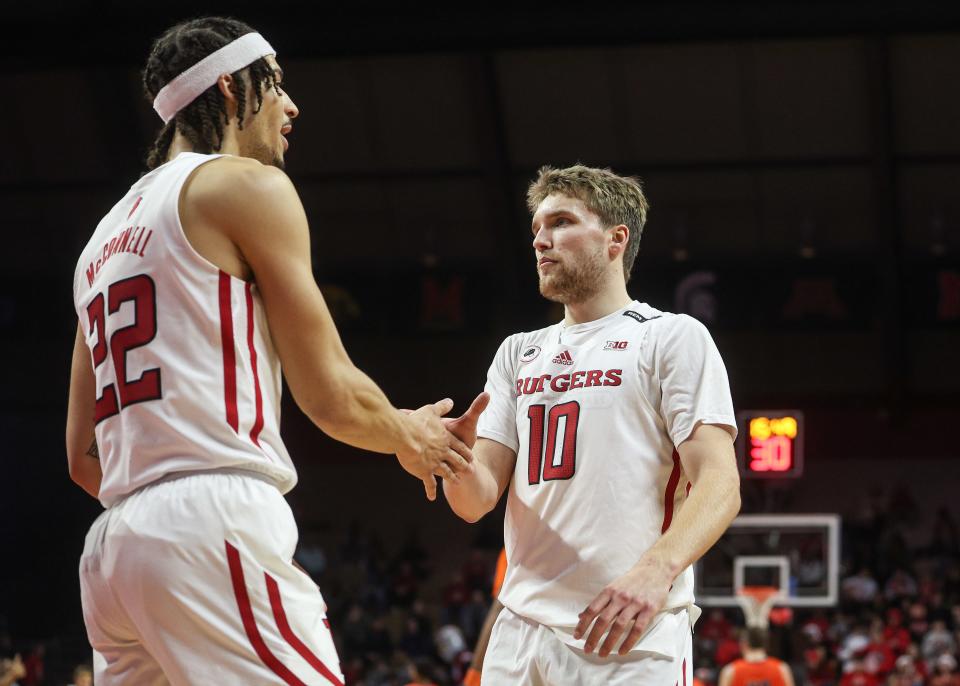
[476,302,736,650]
[72,152,296,507]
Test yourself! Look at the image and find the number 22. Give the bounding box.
[86,274,162,423]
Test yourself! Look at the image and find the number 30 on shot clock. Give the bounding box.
[735,410,804,478]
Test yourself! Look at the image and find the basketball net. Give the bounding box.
[736,586,783,629]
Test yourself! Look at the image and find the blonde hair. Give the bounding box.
[527,164,649,283]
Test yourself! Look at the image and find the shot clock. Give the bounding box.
[735,410,804,478]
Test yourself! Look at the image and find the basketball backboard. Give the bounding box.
[696,513,840,607]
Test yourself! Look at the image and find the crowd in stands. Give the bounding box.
[2,487,958,685]
[695,492,960,686]
[294,525,494,685]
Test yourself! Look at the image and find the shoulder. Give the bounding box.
[185,156,297,218]
[616,303,707,344]
[617,303,694,334]
[717,661,735,684]
[182,157,304,247]
[634,308,714,347]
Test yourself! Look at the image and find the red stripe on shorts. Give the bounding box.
[245,283,265,446]
[225,541,306,686]
[219,272,239,433]
[661,450,682,533]
[265,573,343,686]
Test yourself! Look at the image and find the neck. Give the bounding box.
[743,649,767,661]
[562,273,632,325]
[166,127,241,162]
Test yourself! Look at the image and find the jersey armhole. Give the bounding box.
[174,155,251,283]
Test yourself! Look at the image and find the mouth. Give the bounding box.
[538,257,558,269]
[280,123,293,151]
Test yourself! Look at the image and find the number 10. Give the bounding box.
[527,401,580,485]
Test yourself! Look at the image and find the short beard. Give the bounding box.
[538,249,607,304]
[246,138,285,170]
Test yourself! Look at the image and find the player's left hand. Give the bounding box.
[573,555,673,656]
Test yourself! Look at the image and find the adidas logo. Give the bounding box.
[552,350,574,366]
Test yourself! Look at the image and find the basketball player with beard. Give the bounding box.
[66,17,473,685]
[441,165,742,684]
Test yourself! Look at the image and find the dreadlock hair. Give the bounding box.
[142,17,279,170]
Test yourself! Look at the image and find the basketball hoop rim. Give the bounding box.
[738,585,784,604]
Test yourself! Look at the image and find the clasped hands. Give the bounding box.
[396,393,489,501]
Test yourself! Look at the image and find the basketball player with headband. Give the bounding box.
[66,17,478,685]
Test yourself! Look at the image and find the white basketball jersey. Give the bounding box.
[73,152,296,507]
[476,301,736,650]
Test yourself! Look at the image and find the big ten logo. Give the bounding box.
[674,271,718,325]
[748,416,798,472]
[603,340,629,350]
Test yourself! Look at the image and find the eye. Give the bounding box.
[554,217,569,227]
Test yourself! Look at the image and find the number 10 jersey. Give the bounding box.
[72,153,296,507]
[476,302,736,651]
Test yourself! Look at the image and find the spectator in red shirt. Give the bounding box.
[803,645,838,686]
[884,608,912,654]
[838,658,879,686]
[862,623,896,677]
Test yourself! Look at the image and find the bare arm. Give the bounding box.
[66,323,102,499]
[443,438,515,522]
[780,661,796,686]
[439,393,515,522]
[575,423,741,656]
[185,159,470,498]
[717,663,733,686]
[642,423,741,581]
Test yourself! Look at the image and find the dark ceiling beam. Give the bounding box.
[867,37,907,414]
[4,2,960,69]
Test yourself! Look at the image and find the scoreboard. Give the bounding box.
[735,410,804,478]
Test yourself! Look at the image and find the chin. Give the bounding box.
[538,278,568,304]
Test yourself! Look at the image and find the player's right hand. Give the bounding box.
[442,392,490,449]
[396,398,473,501]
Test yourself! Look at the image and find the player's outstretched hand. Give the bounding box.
[573,555,673,656]
[442,392,490,449]
[397,398,474,501]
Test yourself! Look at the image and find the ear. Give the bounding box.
[216,74,238,105]
[609,224,630,257]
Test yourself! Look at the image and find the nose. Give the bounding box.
[532,226,551,252]
[284,92,299,120]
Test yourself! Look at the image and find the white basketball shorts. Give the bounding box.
[79,470,343,686]
[482,606,693,685]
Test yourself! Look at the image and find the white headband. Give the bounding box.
[152,32,276,124]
